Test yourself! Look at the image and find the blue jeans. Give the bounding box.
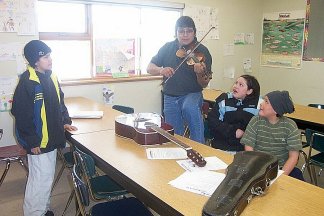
[163,92,205,144]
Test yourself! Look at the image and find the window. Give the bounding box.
[37,1,182,81]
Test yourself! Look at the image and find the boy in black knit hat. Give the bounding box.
[241,90,304,181]
[11,40,77,216]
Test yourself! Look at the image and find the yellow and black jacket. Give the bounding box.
[11,66,71,154]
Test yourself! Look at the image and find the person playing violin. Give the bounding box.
[147,16,212,144]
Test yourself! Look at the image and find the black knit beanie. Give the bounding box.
[266,90,295,116]
[23,40,51,67]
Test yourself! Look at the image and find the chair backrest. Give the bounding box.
[74,147,96,177]
[73,148,101,201]
[112,105,134,114]
[201,101,210,115]
[305,128,324,153]
[308,104,324,109]
[71,164,89,216]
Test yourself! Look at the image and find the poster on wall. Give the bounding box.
[261,11,305,69]
[0,76,17,112]
[0,0,37,35]
[184,4,219,40]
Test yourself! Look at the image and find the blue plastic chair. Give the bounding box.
[71,165,153,216]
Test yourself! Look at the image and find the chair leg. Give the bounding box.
[299,150,313,183]
[51,163,65,193]
[183,126,190,138]
[306,163,314,184]
[18,157,29,175]
[62,190,75,216]
[310,165,318,186]
[0,160,10,187]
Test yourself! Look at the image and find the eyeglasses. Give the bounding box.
[177,28,194,35]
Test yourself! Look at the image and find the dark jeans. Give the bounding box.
[289,167,305,181]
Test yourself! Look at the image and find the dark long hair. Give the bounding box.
[240,75,260,100]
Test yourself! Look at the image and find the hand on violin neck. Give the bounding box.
[160,67,174,77]
[193,62,206,74]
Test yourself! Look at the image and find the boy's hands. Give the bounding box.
[64,124,78,131]
[31,147,41,155]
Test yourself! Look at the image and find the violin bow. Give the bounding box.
[162,26,215,85]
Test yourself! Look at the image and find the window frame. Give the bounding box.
[38,1,183,85]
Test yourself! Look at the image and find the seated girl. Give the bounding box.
[207,75,261,152]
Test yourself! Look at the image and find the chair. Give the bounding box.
[74,147,128,201]
[307,104,324,176]
[202,102,213,145]
[51,147,75,216]
[62,147,128,215]
[51,147,74,192]
[308,104,324,109]
[71,164,153,216]
[0,145,28,187]
[299,103,324,174]
[305,128,324,185]
[112,105,134,114]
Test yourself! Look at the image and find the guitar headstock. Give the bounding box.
[187,149,207,167]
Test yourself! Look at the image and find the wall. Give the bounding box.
[62,80,162,113]
[1,0,322,147]
[260,0,324,105]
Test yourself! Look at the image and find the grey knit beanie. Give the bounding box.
[266,90,295,116]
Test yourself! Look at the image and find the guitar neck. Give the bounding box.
[150,125,192,151]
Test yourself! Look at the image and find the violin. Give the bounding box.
[176,43,205,66]
[175,42,212,86]
[162,26,215,85]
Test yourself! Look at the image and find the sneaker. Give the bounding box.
[45,210,54,216]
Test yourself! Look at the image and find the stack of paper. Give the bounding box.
[69,111,104,119]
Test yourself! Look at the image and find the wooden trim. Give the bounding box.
[60,75,162,86]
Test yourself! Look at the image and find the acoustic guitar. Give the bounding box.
[115,113,174,145]
[148,124,206,167]
[115,113,206,167]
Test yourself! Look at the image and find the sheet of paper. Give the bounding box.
[0,76,18,95]
[169,171,226,196]
[223,43,234,56]
[177,156,228,172]
[146,148,187,159]
[69,111,104,119]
